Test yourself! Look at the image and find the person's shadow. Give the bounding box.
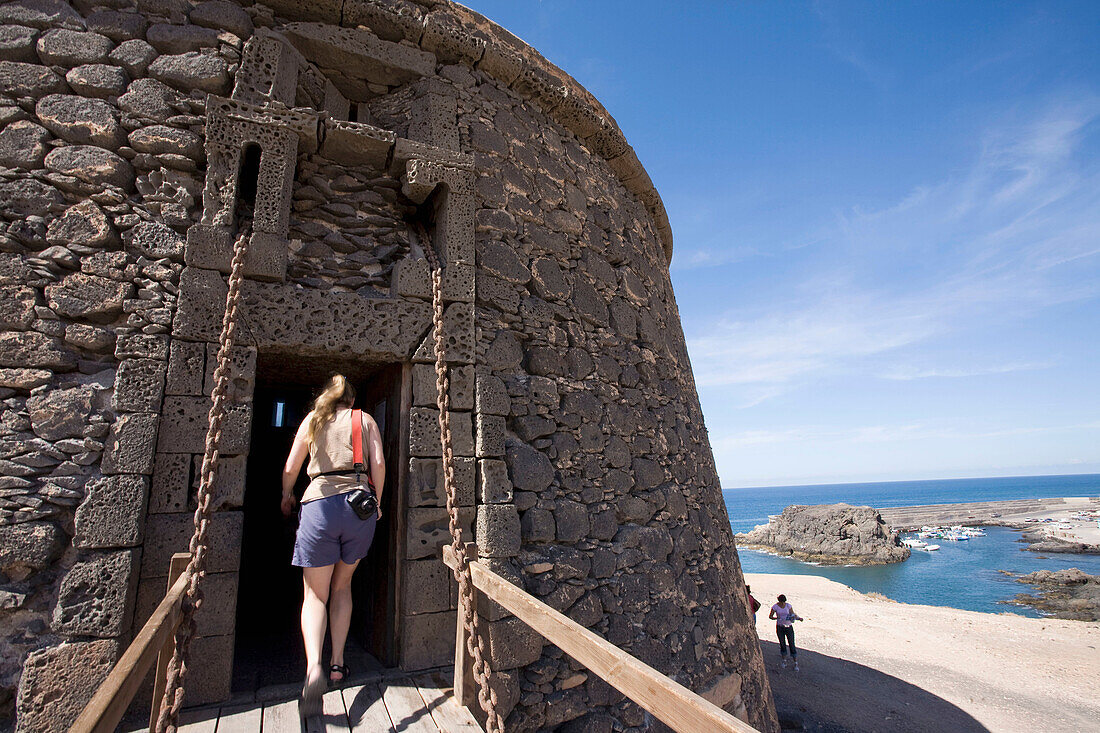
[760,641,990,733]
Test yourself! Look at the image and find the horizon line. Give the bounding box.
[722,470,1100,492]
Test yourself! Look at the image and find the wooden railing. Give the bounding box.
[70,553,191,733]
[443,544,759,733]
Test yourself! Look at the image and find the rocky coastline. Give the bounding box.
[1005,568,1100,621]
[735,503,910,565]
[1016,528,1100,555]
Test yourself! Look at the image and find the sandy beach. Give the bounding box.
[745,573,1100,733]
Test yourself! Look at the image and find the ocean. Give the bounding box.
[724,474,1100,617]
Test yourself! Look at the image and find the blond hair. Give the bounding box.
[305,374,356,444]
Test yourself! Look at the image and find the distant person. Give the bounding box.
[746,584,761,624]
[281,374,385,715]
[769,594,802,670]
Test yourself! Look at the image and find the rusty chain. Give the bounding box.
[417,224,504,733]
[154,225,252,733]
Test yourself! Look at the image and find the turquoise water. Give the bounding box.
[724,474,1100,617]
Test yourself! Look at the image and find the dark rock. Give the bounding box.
[190,1,253,38]
[53,549,138,636]
[124,220,183,260]
[108,38,157,76]
[0,25,39,62]
[0,284,35,329]
[0,331,74,369]
[0,0,84,31]
[47,200,117,248]
[128,124,202,158]
[65,63,129,99]
[0,521,65,578]
[45,272,133,320]
[16,639,120,733]
[736,503,911,565]
[1008,568,1100,621]
[0,60,63,98]
[506,442,554,492]
[44,144,133,189]
[146,23,219,54]
[85,10,148,43]
[27,384,94,439]
[36,28,114,66]
[35,94,125,149]
[0,177,62,216]
[148,51,229,94]
[479,239,530,284]
[118,77,178,122]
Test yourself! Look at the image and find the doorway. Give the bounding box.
[232,358,407,691]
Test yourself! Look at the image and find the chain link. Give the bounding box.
[155,226,252,733]
[417,225,504,733]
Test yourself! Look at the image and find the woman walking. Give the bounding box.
[281,374,385,714]
[769,593,802,670]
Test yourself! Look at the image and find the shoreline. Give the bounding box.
[746,572,1100,733]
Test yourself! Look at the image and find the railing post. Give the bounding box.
[453,542,478,708]
[149,552,190,730]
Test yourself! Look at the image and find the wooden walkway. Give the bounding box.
[142,669,481,733]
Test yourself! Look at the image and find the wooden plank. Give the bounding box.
[452,543,477,709]
[262,699,302,733]
[443,547,759,733]
[149,553,191,730]
[216,704,263,733]
[414,672,480,733]
[176,706,219,733]
[70,563,191,733]
[381,679,438,733]
[343,683,394,733]
[321,688,349,732]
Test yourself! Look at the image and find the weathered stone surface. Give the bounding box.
[0,25,38,63]
[101,412,158,474]
[407,506,473,560]
[53,549,139,636]
[36,28,113,66]
[45,272,133,321]
[0,331,74,369]
[0,177,62,215]
[66,62,129,99]
[156,396,249,455]
[736,503,910,565]
[407,455,474,507]
[506,442,554,492]
[46,200,118,248]
[0,367,51,389]
[27,384,93,440]
[402,558,451,616]
[478,458,513,504]
[165,339,204,395]
[148,51,229,94]
[124,220,184,260]
[0,284,35,330]
[0,59,63,98]
[85,10,148,43]
[44,144,133,189]
[479,240,530,284]
[65,323,114,352]
[74,475,148,548]
[477,503,521,557]
[135,571,237,637]
[190,1,253,38]
[0,119,50,169]
[16,640,119,733]
[401,610,455,669]
[114,358,166,412]
[520,507,554,543]
[146,23,219,54]
[128,124,202,159]
[141,511,242,578]
[409,407,473,457]
[487,616,544,669]
[109,38,157,76]
[553,500,589,544]
[0,521,65,578]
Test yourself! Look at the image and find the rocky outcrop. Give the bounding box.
[736,503,910,565]
[1007,568,1100,621]
[1018,528,1100,555]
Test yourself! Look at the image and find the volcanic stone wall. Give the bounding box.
[0,1,777,731]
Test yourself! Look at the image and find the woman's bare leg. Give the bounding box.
[328,559,360,679]
[302,565,334,679]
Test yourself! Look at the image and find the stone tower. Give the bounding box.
[0,0,777,730]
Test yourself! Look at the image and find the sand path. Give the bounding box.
[745,573,1100,733]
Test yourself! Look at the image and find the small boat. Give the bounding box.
[902,538,928,549]
[921,544,940,551]
[944,532,969,541]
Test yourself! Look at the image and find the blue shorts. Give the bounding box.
[292,493,377,568]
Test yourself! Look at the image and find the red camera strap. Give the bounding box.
[351,408,364,468]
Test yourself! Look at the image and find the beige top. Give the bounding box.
[301,408,370,504]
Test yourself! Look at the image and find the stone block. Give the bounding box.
[115,332,169,360]
[45,272,133,321]
[203,343,256,403]
[320,119,395,169]
[412,302,474,364]
[16,640,120,733]
[166,339,206,395]
[135,572,237,638]
[477,459,512,504]
[149,452,189,513]
[487,616,543,670]
[283,22,435,85]
[407,506,473,560]
[401,558,451,615]
[149,52,230,95]
[156,396,250,456]
[194,452,247,510]
[475,371,509,416]
[409,407,473,457]
[400,610,455,670]
[27,384,93,440]
[475,413,505,458]
[407,456,474,508]
[141,511,242,578]
[411,362,472,409]
[554,501,589,544]
[53,549,139,637]
[186,634,234,705]
[505,442,554,493]
[113,358,167,413]
[101,412,159,475]
[520,507,555,544]
[477,504,520,558]
[0,521,65,579]
[126,220,184,261]
[74,475,148,548]
[35,94,124,150]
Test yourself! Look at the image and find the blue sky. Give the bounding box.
[462,1,1100,487]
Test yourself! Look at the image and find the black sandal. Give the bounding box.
[329,664,350,686]
[300,665,325,717]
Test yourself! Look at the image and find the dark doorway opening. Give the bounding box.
[232,357,407,691]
